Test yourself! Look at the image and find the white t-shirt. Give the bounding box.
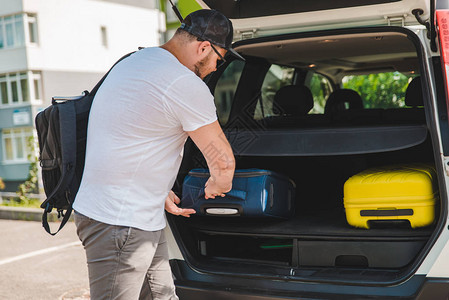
[73,47,217,231]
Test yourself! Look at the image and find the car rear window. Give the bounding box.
[342,72,417,109]
[254,64,295,120]
[214,60,245,125]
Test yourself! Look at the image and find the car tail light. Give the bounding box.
[436,10,449,115]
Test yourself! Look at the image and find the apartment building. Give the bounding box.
[0,0,163,191]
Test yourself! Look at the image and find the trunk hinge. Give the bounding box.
[412,8,437,52]
[238,29,257,40]
[385,14,407,27]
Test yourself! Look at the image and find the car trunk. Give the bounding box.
[167,26,443,284]
[169,135,436,280]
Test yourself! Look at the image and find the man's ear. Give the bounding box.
[197,40,211,57]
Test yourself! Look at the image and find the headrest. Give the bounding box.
[324,89,363,115]
[405,76,423,107]
[272,85,314,117]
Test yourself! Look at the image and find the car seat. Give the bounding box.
[405,76,423,107]
[260,85,318,128]
[383,76,425,123]
[323,89,386,124]
[272,85,314,116]
[324,89,364,116]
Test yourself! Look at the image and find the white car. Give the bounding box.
[166,0,449,299]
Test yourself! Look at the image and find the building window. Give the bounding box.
[26,14,38,44]
[0,71,42,106]
[33,72,42,100]
[0,13,38,49]
[1,80,7,105]
[2,127,33,162]
[0,14,25,49]
[100,26,108,47]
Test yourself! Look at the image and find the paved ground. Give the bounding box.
[0,219,90,300]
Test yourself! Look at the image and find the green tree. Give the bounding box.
[343,72,414,108]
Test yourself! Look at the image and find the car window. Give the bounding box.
[304,72,333,114]
[342,72,416,108]
[214,60,245,125]
[254,64,295,120]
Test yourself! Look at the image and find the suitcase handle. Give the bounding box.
[200,189,246,201]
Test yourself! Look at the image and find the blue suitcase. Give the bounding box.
[181,169,295,218]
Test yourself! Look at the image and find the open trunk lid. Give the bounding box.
[194,0,432,39]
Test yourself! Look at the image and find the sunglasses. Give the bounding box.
[210,43,227,69]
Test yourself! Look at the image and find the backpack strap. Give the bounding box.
[42,100,76,235]
[91,51,136,94]
[42,205,72,236]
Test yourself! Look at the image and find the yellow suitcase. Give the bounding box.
[344,164,438,229]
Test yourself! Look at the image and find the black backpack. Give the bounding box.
[35,51,135,235]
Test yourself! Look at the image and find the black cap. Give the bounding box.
[180,9,245,61]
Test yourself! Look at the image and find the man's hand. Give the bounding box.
[165,190,196,217]
[204,177,228,199]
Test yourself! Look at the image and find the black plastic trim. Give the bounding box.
[172,259,430,299]
[431,57,449,155]
[415,278,449,300]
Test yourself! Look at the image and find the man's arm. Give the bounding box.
[187,120,235,199]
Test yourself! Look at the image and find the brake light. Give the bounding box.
[436,10,449,114]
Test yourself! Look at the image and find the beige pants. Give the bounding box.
[74,211,179,300]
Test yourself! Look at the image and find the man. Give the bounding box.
[72,9,242,300]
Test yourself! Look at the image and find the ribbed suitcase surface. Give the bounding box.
[344,164,438,229]
[181,169,295,218]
